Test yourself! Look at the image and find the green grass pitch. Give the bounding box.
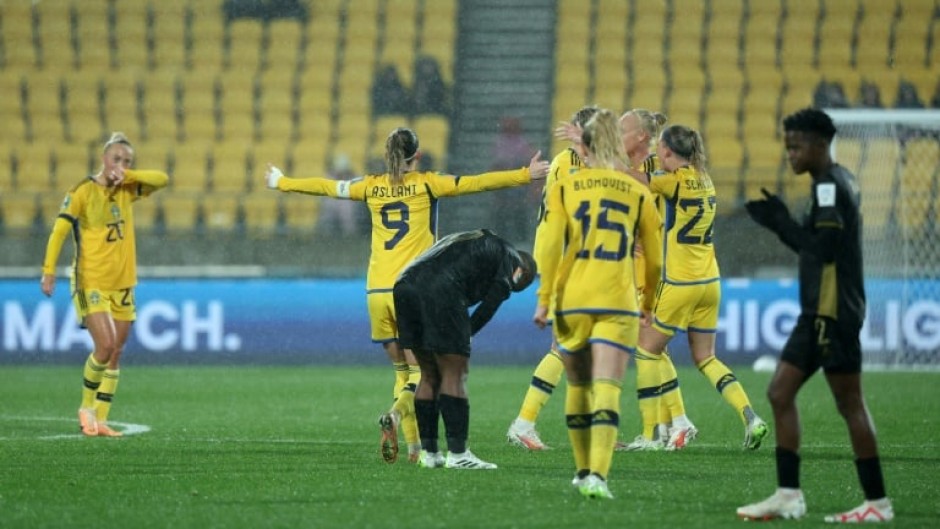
[1,365,937,528]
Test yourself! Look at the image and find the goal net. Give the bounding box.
[827,109,940,369]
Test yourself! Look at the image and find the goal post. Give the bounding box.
[826,109,940,369]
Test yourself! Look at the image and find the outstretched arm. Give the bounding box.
[265,163,361,199]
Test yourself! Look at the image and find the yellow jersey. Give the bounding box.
[537,167,662,315]
[42,169,168,290]
[649,165,720,285]
[532,148,584,270]
[277,168,532,291]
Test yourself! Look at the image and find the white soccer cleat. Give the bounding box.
[578,474,614,499]
[618,434,665,452]
[737,489,807,521]
[824,498,894,523]
[417,450,445,469]
[665,425,698,451]
[444,449,497,470]
[506,419,548,450]
[570,471,589,488]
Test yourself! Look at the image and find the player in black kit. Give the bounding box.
[393,229,537,470]
[737,108,893,523]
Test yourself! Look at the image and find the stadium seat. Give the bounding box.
[151,3,187,71]
[140,74,180,143]
[2,2,37,69]
[0,194,41,231]
[816,2,857,71]
[132,193,161,231]
[35,4,75,71]
[200,194,241,231]
[855,139,899,232]
[225,19,264,71]
[12,143,55,193]
[189,8,225,72]
[53,143,94,193]
[102,76,141,137]
[170,142,211,193]
[112,3,148,70]
[281,193,320,233]
[265,19,304,72]
[61,72,104,146]
[893,1,932,69]
[240,191,281,234]
[75,9,111,71]
[161,192,201,231]
[209,143,250,194]
[854,0,893,70]
[898,138,937,233]
[290,138,329,176]
[413,115,449,170]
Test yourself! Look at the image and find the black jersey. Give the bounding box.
[793,164,866,328]
[396,229,522,334]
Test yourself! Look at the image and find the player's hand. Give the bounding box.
[265,163,283,189]
[40,274,55,297]
[533,305,549,329]
[108,167,126,187]
[554,121,582,144]
[527,151,550,180]
[640,310,652,328]
[745,187,790,230]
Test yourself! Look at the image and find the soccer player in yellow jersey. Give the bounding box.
[617,109,695,452]
[642,124,769,451]
[534,109,662,499]
[264,127,549,463]
[507,105,598,450]
[40,132,169,437]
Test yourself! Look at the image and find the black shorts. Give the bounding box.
[393,281,471,356]
[780,315,862,375]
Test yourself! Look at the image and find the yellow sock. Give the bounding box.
[94,369,120,422]
[565,382,592,473]
[392,361,409,400]
[659,350,687,423]
[590,378,622,479]
[634,347,661,439]
[81,353,106,409]
[519,349,564,422]
[398,367,421,447]
[697,356,752,424]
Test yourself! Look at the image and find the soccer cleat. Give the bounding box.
[417,450,445,469]
[737,489,807,521]
[444,450,497,470]
[823,498,894,523]
[579,474,614,499]
[95,423,123,437]
[665,425,698,451]
[570,470,590,488]
[378,412,399,463]
[506,419,548,450]
[618,434,665,452]
[744,417,770,450]
[78,408,98,437]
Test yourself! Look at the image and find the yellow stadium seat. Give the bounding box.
[281,193,319,233]
[132,194,160,232]
[170,143,211,193]
[1,194,41,230]
[210,144,250,194]
[265,19,304,71]
[241,191,280,234]
[62,73,104,144]
[413,115,450,168]
[161,193,201,231]
[2,2,37,69]
[12,143,55,193]
[226,19,264,71]
[201,194,241,231]
[251,141,292,179]
[53,143,93,192]
[290,139,329,175]
[855,139,899,232]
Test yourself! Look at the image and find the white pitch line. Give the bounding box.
[0,415,150,440]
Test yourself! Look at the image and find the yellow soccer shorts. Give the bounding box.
[73,287,136,326]
[553,312,639,355]
[652,281,720,336]
[367,290,398,343]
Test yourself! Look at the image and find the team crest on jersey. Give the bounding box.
[90,291,101,305]
[816,183,836,207]
[110,203,121,219]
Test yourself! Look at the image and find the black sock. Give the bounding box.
[438,394,469,454]
[414,398,439,453]
[855,457,887,500]
[776,447,801,489]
